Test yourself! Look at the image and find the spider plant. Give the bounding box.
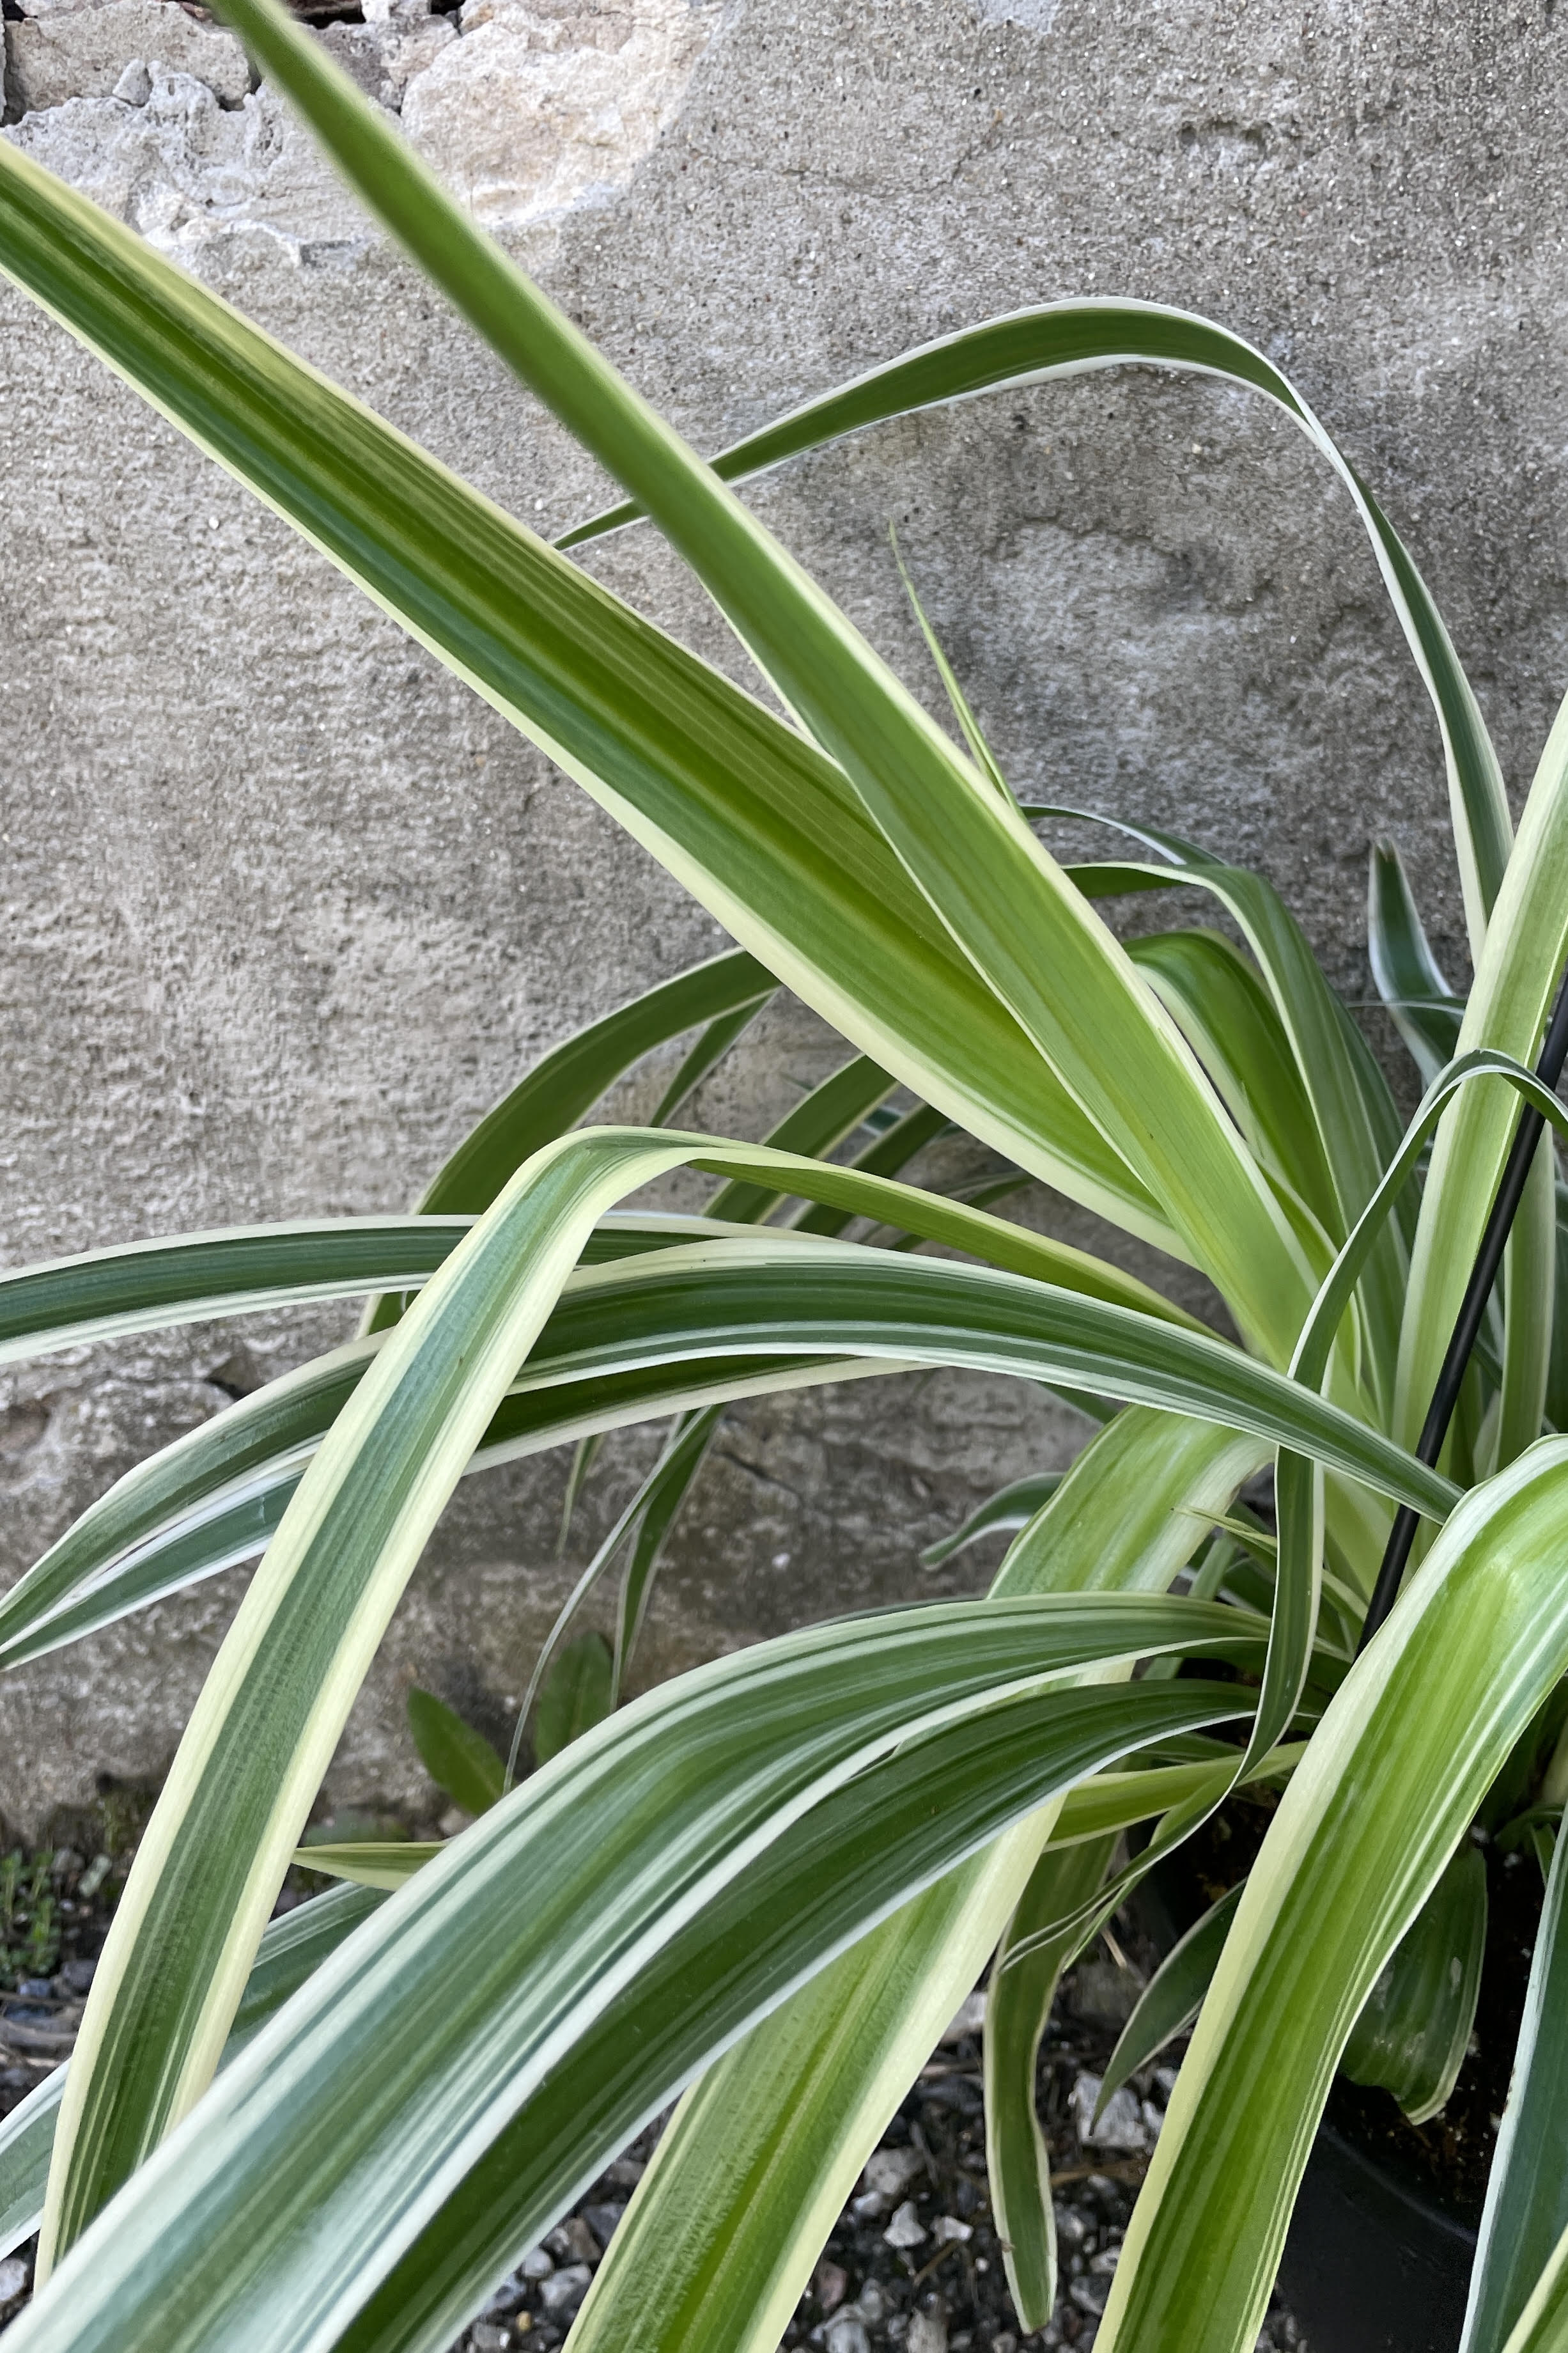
[0,8,1567,2348]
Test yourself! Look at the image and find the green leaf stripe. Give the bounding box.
[514,1235,1454,1521]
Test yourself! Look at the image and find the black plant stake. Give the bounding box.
[1358,964,1568,1653]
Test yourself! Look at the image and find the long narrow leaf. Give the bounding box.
[42,1116,1337,2268]
[3,1200,1454,1699]
[790,1099,949,1240]
[0,1208,765,1370]
[987,1836,1117,2331]
[1049,815,1409,1410]
[566,1409,1268,2353]
[181,0,1316,1363]
[1096,1884,1245,2114]
[1399,696,1568,1447]
[704,1054,895,1224]
[1128,930,1338,1241]
[0,1087,1266,1681]
[0,1343,892,1673]
[505,1402,722,1781]
[502,1237,1454,1520]
[363,948,775,1331]
[1463,1826,1568,2353]
[1367,840,1464,1085]
[0,1219,470,1365]
[0,138,1168,1256]
[564,313,1504,964]
[562,305,1510,957]
[561,1834,1049,2353]
[19,1598,1257,2351]
[920,1471,1064,1567]
[1048,1747,1304,1847]
[0,1123,1213,1669]
[1339,1843,1487,2125]
[337,1677,1248,2353]
[651,1002,767,1127]
[417,951,773,1218]
[1100,1441,1568,2353]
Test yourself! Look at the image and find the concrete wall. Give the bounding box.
[0,0,1561,1829]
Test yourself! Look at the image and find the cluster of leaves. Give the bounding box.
[3,4,1568,2349]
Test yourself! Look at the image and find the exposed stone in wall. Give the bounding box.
[400,0,717,224]
[4,70,369,249]
[319,0,456,114]
[3,0,720,237]
[6,0,249,116]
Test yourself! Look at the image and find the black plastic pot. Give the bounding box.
[1278,2123,1477,2353]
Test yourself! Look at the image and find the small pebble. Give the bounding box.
[518,2248,553,2281]
[930,2216,971,2245]
[884,2200,927,2249]
[581,2202,625,2249]
[0,2257,27,2304]
[560,2215,600,2267]
[543,2216,598,2267]
[861,2145,924,2207]
[469,2327,509,2353]
[1069,2074,1147,2155]
[537,2263,592,2318]
[906,2310,947,2353]
[1068,1961,1140,2031]
[825,2318,871,2353]
[814,2260,848,2313]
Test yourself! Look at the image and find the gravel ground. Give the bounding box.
[0,1802,147,2333]
[0,1863,1306,2352]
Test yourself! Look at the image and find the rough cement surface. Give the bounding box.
[0,0,1563,1825]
